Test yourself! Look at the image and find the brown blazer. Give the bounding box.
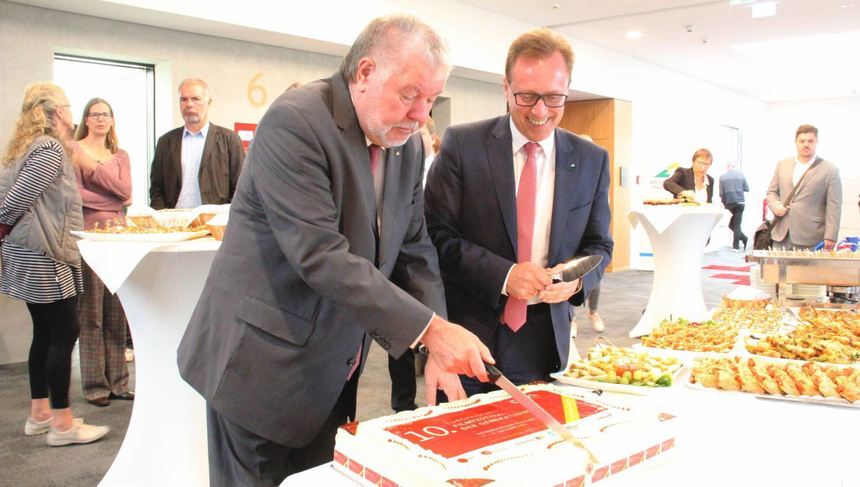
[148,123,244,209]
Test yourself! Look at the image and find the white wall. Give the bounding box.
[766,98,860,241]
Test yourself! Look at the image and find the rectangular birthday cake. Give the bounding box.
[333,384,677,486]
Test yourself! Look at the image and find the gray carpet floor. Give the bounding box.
[0,248,747,486]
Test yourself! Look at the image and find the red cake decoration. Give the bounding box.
[628,450,646,467]
[333,449,347,465]
[341,421,359,435]
[386,390,605,458]
[446,479,495,487]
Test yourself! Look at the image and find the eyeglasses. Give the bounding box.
[694,160,712,167]
[512,93,568,108]
[87,112,113,120]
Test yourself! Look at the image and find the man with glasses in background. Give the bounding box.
[149,78,244,209]
[424,28,613,400]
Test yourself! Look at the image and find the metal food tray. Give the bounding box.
[748,251,860,286]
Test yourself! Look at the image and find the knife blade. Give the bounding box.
[551,255,603,283]
[485,364,599,464]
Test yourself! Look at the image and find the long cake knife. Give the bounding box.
[485,364,599,464]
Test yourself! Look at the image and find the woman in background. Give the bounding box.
[0,82,109,445]
[663,148,715,203]
[73,98,134,407]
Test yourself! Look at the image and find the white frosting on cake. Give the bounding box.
[334,384,677,486]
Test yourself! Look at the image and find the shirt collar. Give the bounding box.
[795,154,816,166]
[365,136,385,151]
[509,117,554,157]
[184,122,210,139]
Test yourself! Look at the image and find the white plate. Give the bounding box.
[551,364,684,396]
[71,230,210,243]
[742,333,860,367]
[633,343,740,363]
[682,363,860,408]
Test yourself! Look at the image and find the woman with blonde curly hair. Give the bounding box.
[73,97,134,407]
[0,82,109,446]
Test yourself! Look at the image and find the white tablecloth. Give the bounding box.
[628,205,725,337]
[283,381,859,486]
[77,237,220,487]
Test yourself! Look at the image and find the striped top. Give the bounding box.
[0,140,83,303]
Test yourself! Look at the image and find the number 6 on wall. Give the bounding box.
[247,72,267,108]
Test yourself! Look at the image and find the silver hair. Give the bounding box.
[340,15,450,82]
[178,78,210,98]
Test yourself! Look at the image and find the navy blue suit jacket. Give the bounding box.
[424,115,613,368]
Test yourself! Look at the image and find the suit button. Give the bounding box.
[347,358,356,366]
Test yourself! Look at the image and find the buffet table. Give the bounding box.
[628,205,725,337]
[282,381,859,486]
[77,237,219,487]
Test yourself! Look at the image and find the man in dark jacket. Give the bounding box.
[719,162,750,251]
[149,78,244,209]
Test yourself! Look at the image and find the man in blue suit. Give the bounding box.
[424,28,613,399]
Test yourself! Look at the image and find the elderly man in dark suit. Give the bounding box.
[424,28,613,400]
[149,78,244,209]
[177,15,493,486]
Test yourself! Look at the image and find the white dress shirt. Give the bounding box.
[792,154,816,187]
[502,119,557,303]
[694,178,709,204]
[176,122,210,209]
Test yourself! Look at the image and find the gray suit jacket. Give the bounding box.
[766,156,842,246]
[177,73,445,446]
[424,116,613,368]
[148,123,244,209]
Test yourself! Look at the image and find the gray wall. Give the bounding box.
[0,1,504,364]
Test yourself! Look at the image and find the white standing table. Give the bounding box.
[77,237,219,487]
[628,206,725,337]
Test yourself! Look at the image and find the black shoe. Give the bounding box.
[88,397,110,407]
[393,403,418,413]
[109,391,135,401]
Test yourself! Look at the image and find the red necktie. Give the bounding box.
[369,143,381,175]
[348,144,383,381]
[503,142,539,332]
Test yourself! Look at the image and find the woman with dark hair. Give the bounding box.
[663,148,715,203]
[73,98,134,407]
[0,82,109,445]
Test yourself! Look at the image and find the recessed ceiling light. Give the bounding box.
[751,1,778,18]
[626,30,643,40]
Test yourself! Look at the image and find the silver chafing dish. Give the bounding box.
[747,250,860,305]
